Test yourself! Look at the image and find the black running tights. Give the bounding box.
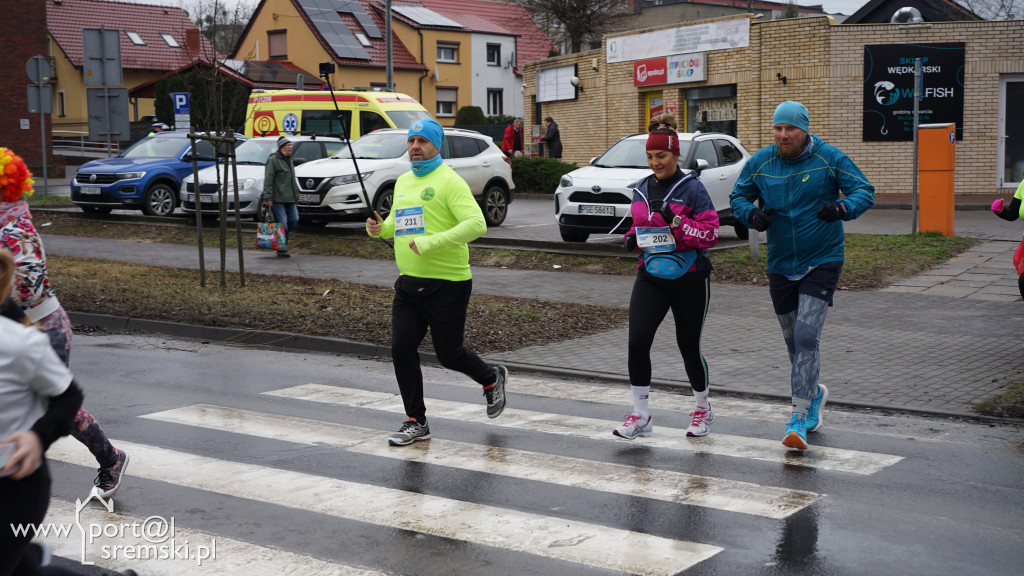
[627,271,710,392]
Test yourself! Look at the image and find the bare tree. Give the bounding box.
[958,0,1021,19]
[515,0,625,54]
[182,0,254,55]
[156,0,257,133]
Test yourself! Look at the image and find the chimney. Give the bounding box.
[186,28,201,53]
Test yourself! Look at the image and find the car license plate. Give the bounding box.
[200,195,214,203]
[578,204,614,216]
[81,187,101,195]
[299,193,320,204]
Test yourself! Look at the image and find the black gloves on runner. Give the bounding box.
[660,204,677,227]
[749,208,773,232]
[817,202,846,222]
[624,232,637,252]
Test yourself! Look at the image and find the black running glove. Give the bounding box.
[817,202,846,222]
[624,232,637,252]
[660,204,678,227]
[749,208,773,232]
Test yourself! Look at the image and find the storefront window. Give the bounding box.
[685,85,737,136]
[1001,76,1024,187]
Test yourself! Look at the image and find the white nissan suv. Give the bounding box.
[553,132,750,242]
[294,128,514,226]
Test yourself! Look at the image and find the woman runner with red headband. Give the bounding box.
[613,116,721,440]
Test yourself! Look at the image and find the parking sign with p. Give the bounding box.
[172,93,190,114]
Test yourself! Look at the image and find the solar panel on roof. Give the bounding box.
[296,0,371,61]
[391,5,463,28]
[331,0,382,38]
[232,61,323,85]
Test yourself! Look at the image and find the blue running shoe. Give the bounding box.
[806,384,829,433]
[782,414,808,450]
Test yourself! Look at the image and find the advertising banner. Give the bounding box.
[608,19,748,64]
[634,53,706,87]
[634,58,668,87]
[863,43,964,141]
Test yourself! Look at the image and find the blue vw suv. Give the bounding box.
[71,132,232,216]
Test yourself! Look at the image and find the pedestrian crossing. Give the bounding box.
[264,383,902,475]
[140,405,820,519]
[39,373,910,575]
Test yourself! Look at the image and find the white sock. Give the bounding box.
[631,386,650,418]
[693,388,710,411]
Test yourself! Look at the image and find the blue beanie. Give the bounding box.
[408,118,444,151]
[773,101,809,132]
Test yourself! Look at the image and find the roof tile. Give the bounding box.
[47,0,215,71]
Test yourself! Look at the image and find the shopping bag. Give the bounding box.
[1013,233,1024,276]
[256,221,287,251]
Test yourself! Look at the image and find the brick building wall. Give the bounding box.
[524,15,1024,200]
[0,0,56,174]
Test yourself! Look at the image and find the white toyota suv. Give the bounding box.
[294,128,514,226]
[554,132,751,242]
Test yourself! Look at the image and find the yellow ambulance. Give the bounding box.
[244,89,432,140]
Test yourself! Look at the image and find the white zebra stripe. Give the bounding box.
[39,499,394,575]
[263,384,903,475]
[141,404,820,519]
[45,439,722,576]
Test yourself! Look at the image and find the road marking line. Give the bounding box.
[264,384,903,475]
[46,439,721,576]
[439,375,792,420]
[142,404,819,519]
[431,375,980,443]
[38,499,388,575]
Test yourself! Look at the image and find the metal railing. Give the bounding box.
[52,131,120,156]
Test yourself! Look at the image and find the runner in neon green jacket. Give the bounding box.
[366,119,507,448]
[370,161,485,281]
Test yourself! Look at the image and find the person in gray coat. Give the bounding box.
[541,117,562,158]
[262,136,300,257]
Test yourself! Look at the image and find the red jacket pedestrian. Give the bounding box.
[501,119,524,157]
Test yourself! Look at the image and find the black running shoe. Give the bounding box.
[484,366,508,418]
[388,418,431,446]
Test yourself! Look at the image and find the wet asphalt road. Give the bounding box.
[38,333,1024,576]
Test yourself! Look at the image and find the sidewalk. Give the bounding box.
[42,218,1024,421]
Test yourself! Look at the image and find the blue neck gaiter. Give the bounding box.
[411,154,443,177]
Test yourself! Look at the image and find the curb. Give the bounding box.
[68,312,1019,425]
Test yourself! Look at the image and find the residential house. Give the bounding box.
[384,2,475,123]
[45,0,217,140]
[418,0,559,119]
[231,0,429,110]
[232,0,556,126]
